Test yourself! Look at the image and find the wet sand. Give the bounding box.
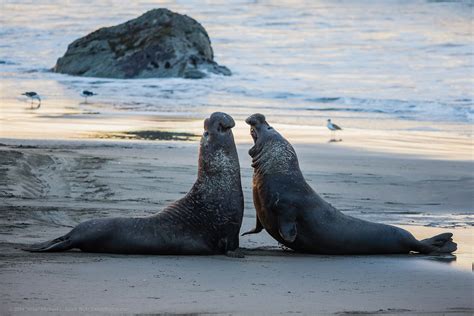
[0,138,472,315]
[1,97,472,161]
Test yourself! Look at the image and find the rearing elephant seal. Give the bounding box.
[23,112,244,255]
[242,113,457,255]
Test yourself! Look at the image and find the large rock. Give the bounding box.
[53,9,231,79]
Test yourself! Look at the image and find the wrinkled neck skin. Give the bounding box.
[191,132,242,205]
[250,133,303,179]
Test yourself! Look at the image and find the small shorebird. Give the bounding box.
[22,91,41,108]
[81,90,96,103]
[327,118,342,140]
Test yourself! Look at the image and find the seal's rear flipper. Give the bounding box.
[22,235,73,252]
[419,233,457,254]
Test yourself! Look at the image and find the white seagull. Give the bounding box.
[327,119,342,140]
[22,91,41,108]
[81,90,97,103]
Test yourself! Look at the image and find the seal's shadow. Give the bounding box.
[424,254,457,264]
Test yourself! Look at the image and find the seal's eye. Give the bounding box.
[203,131,209,137]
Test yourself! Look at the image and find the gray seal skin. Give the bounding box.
[242,113,457,255]
[23,112,244,255]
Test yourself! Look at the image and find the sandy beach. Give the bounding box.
[1,1,473,314]
[0,138,472,315]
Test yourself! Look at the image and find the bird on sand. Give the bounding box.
[327,118,342,141]
[81,90,96,103]
[22,91,41,108]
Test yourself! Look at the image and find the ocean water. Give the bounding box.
[0,0,472,128]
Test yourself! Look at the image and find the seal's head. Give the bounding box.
[245,113,281,157]
[200,112,239,175]
[246,113,299,175]
[202,112,235,148]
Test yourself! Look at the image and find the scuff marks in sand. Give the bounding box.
[0,150,53,198]
[0,148,112,201]
[0,142,198,245]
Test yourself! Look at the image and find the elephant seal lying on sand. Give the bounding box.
[242,113,456,255]
[24,112,244,255]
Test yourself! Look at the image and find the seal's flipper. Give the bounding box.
[419,233,457,254]
[241,216,263,236]
[278,218,297,243]
[22,235,73,252]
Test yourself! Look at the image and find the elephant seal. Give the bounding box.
[242,113,457,255]
[23,112,244,255]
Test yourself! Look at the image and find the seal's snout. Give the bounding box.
[204,112,235,133]
[246,113,271,143]
[245,113,266,127]
[215,112,235,130]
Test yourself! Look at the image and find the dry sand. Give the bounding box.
[0,138,472,315]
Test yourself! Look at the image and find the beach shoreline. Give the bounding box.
[1,96,472,162]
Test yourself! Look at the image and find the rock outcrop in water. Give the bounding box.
[53,9,231,79]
